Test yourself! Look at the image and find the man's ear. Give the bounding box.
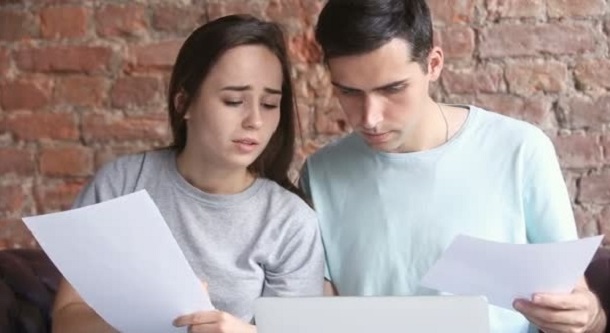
[427,46,444,82]
[174,91,190,119]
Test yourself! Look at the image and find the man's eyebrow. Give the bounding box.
[330,79,409,92]
[331,81,362,92]
[373,79,409,91]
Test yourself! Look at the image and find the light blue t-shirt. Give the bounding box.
[301,106,577,333]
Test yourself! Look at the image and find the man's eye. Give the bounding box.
[383,84,406,93]
[339,88,360,96]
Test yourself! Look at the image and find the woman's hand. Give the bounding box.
[173,310,256,333]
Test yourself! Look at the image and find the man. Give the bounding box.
[300,0,607,332]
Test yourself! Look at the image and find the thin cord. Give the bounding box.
[437,102,449,143]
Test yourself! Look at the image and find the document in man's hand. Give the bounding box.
[420,235,603,310]
[22,190,214,333]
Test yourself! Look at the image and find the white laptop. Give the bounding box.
[254,296,489,333]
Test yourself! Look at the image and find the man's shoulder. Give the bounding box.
[470,105,549,143]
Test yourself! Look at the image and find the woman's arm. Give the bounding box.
[52,279,118,333]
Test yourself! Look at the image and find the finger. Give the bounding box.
[514,300,590,328]
[173,311,222,327]
[201,281,209,291]
[187,322,220,333]
[530,292,589,311]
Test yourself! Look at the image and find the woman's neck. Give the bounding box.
[175,150,255,195]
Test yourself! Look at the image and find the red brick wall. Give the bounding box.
[0,0,609,248]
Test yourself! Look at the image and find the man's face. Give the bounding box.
[327,38,441,153]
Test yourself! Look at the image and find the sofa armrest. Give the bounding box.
[0,249,62,333]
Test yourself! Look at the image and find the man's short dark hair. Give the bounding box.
[315,0,434,71]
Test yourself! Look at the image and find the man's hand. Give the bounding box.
[513,278,607,333]
[173,310,256,333]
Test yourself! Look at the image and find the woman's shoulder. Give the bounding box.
[259,179,317,221]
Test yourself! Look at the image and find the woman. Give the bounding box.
[52,14,324,333]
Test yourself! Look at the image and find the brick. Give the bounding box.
[206,2,266,21]
[553,132,602,169]
[604,136,610,163]
[505,60,568,96]
[82,113,169,143]
[439,25,475,59]
[95,4,147,38]
[573,205,599,238]
[15,46,112,74]
[486,0,546,19]
[152,5,204,32]
[442,64,504,94]
[600,207,610,245]
[110,76,162,109]
[40,146,93,177]
[547,0,606,18]
[0,10,36,41]
[0,48,9,77]
[314,98,349,135]
[574,59,610,91]
[265,0,322,23]
[567,95,610,129]
[476,94,553,127]
[563,171,578,202]
[428,0,476,24]
[0,148,34,175]
[0,219,36,249]
[3,112,79,141]
[128,41,182,71]
[288,30,322,63]
[579,169,610,204]
[34,180,86,213]
[54,76,108,107]
[40,5,89,39]
[0,79,52,110]
[0,184,26,216]
[480,23,597,58]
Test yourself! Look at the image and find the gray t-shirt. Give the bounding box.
[73,148,324,321]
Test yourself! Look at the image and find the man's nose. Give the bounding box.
[361,94,383,130]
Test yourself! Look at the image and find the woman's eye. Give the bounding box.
[262,103,279,109]
[224,100,243,107]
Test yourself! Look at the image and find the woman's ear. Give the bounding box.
[174,91,190,119]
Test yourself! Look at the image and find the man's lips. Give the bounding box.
[361,131,391,144]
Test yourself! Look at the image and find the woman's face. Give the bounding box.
[181,44,283,170]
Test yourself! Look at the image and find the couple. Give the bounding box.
[51,1,607,333]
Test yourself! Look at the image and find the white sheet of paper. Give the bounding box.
[420,235,603,310]
[23,190,214,333]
